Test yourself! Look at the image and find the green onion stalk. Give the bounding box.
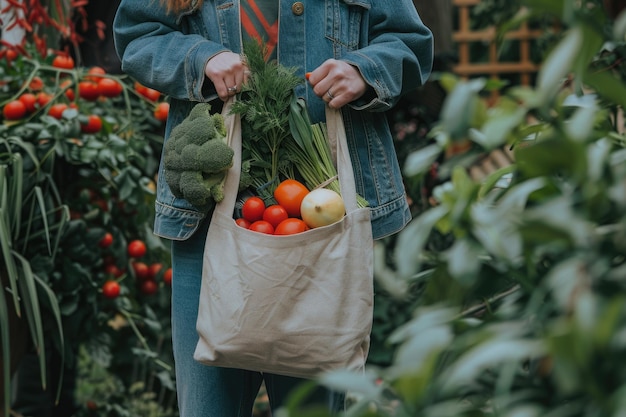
[286,96,368,208]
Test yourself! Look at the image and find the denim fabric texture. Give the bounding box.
[113,0,433,241]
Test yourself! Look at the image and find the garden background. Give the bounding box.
[3,0,626,416]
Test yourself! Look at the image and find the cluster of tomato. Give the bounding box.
[1,53,170,127]
[98,233,172,299]
[236,179,311,235]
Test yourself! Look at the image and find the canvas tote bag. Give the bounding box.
[193,101,374,379]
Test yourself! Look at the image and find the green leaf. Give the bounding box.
[395,205,449,279]
[440,78,486,140]
[442,338,545,390]
[14,252,46,390]
[536,27,583,104]
[403,144,443,177]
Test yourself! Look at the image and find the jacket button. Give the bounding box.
[291,2,304,15]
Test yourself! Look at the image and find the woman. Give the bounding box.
[113,0,433,415]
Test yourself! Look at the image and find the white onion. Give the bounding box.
[300,188,345,228]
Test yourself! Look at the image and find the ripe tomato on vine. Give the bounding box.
[80,114,102,133]
[3,100,27,120]
[52,55,74,70]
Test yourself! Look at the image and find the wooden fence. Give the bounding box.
[452,0,542,87]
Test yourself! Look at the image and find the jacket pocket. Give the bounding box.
[325,0,371,51]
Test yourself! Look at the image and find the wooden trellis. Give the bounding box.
[452,0,542,86]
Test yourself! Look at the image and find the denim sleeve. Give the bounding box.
[112,0,226,102]
[344,0,434,112]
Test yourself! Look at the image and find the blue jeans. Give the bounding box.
[171,219,344,416]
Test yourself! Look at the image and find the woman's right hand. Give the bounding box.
[204,51,250,101]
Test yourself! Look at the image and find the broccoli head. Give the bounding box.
[163,103,234,211]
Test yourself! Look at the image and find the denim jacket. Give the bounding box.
[113,0,433,240]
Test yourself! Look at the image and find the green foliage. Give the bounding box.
[0,44,176,414]
[281,1,626,416]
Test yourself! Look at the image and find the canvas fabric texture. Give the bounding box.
[193,100,374,379]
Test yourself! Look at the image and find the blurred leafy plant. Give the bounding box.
[279,1,626,416]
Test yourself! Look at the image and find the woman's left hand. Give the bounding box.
[307,59,368,109]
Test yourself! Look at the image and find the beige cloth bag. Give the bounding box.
[193,101,374,379]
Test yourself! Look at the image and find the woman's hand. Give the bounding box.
[307,59,368,108]
[204,51,250,101]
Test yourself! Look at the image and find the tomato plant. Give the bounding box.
[102,280,121,299]
[36,92,52,107]
[98,77,123,98]
[127,239,147,258]
[163,267,173,286]
[248,220,275,234]
[18,93,37,113]
[154,102,169,122]
[98,232,113,248]
[148,263,163,280]
[141,87,161,102]
[262,204,289,228]
[132,261,150,281]
[241,196,266,222]
[80,114,102,133]
[140,280,158,295]
[274,218,308,235]
[29,76,44,91]
[274,179,309,218]
[3,100,27,120]
[86,66,106,81]
[48,103,68,119]
[52,55,74,69]
[78,81,100,101]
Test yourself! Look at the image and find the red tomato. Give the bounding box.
[98,78,123,98]
[60,79,75,101]
[141,87,161,102]
[127,239,147,258]
[18,93,37,113]
[153,102,169,122]
[102,280,121,299]
[241,196,266,222]
[134,81,148,95]
[235,218,251,228]
[29,77,44,91]
[3,100,27,120]
[274,179,309,218]
[140,279,158,295]
[48,103,68,119]
[163,267,173,286]
[104,264,124,278]
[86,66,106,81]
[148,263,163,280]
[274,218,308,235]
[132,261,150,281]
[98,232,113,248]
[5,49,17,62]
[78,81,100,101]
[52,55,74,69]
[81,114,102,133]
[37,92,52,107]
[262,204,289,228]
[248,220,275,234]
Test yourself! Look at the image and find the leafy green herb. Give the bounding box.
[230,41,303,201]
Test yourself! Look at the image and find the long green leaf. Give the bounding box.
[14,252,46,390]
[34,187,53,255]
[10,153,23,239]
[33,273,64,405]
[0,270,11,417]
[0,208,20,317]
